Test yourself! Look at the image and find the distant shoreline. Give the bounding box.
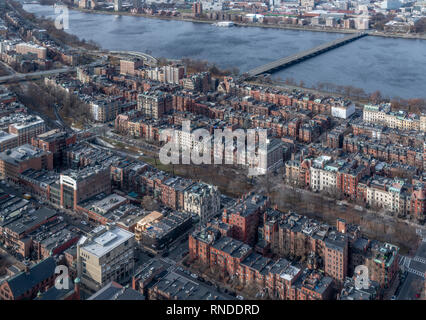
[74,7,352,34]
[23,3,426,40]
[65,7,426,41]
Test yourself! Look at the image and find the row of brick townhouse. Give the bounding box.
[189,226,335,300]
[285,155,425,220]
[118,114,168,141]
[343,134,424,170]
[359,176,426,220]
[133,166,221,223]
[223,78,357,116]
[267,211,399,289]
[259,210,351,284]
[351,119,425,149]
[363,103,426,132]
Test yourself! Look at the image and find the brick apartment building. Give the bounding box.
[0,131,18,152]
[137,91,173,119]
[0,144,53,182]
[15,42,47,60]
[160,177,194,210]
[8,115,45,146]
[365,242,399,289]
[91,96,123,123]
[120,58,144,75]
[110,159,148,191]
[210,236,253,276]
[59,165,111,210]
[31,129,76,167]
[221,193,269,246]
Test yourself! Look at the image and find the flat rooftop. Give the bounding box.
[0,144,49,164]
[88,193,127,215]
[81,226,134,258]
[0,131,17,143]
[5,207,57,235]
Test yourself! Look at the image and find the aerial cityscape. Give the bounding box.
[0,0,425,309]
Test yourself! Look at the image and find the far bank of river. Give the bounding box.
[73,7,426,41]
[24,3,426,99]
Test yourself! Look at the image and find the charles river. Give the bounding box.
[24,3,426,99]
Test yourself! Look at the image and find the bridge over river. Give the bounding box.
[246,32,368,77]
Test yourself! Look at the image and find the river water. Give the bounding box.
[23,3,426,98]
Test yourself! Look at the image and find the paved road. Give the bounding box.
[168,235,190,263]
[0,67,75,84]
[0,61,16,75]
[397,240,426,300]
[107,50,158,66]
